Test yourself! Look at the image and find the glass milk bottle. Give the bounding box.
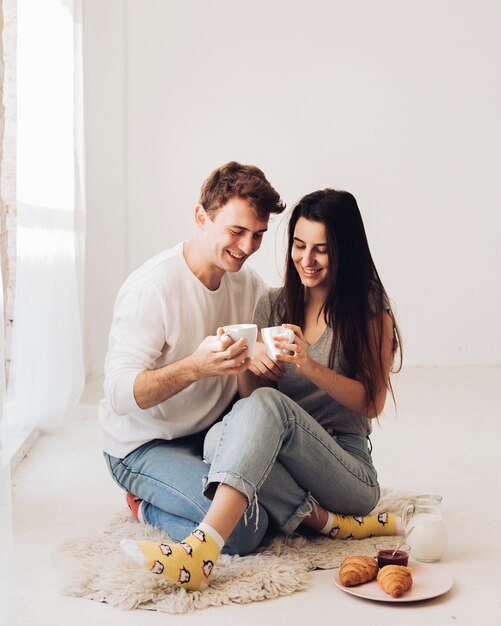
[402,494,447,562]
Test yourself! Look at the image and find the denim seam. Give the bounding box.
[209,415,229,468]
[256,425,285,491]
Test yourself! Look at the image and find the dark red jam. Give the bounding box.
[377,549,409,568]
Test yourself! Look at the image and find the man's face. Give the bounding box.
[201,197,269,273]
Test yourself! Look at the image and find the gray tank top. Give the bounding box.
[253,288,371,436]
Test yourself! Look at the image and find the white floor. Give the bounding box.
[9,366,501,625]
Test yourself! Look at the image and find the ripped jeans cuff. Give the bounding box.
[203,471,261,531]
[279,492,318,536]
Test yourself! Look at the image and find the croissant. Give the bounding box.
[377,565,413,597]
[339,556,379,587]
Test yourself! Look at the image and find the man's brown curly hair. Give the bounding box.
[199,161,285,220]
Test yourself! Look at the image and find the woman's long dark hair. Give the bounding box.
[280,189,402,415]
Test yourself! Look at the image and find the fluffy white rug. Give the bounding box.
[55,487,414,614]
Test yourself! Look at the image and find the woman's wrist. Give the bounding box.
[306,360,337,395]
[323,370,337,395]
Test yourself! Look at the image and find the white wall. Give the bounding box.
[83,0,501,376]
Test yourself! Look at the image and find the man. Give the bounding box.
[99,162,285,555]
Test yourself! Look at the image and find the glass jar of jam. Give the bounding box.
[375,543,410,568]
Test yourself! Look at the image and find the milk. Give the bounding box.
[407,513,447,562]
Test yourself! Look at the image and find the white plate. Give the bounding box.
[332,560,453,602]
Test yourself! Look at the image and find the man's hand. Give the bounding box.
[133,330,250,410]
[189,329,251,378]
[248,341,286,381]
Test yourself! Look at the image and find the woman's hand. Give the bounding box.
[248,341,285,381]
[274,324,313,375]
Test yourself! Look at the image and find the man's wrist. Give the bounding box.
[182,353,203,383]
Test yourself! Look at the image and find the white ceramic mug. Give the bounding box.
[222,323,258,358]
[261,325,295,359]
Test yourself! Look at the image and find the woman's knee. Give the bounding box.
[250,386,283,405]
[232,387,287,425]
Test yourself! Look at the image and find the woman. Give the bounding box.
[122,189,403,590]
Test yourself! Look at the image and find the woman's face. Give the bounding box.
[291,217,330,291]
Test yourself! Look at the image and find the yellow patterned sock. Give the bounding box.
[120,522,223,591]
[321,512,400,539]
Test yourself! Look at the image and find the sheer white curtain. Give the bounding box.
[1,265,15,625]
[6,0,85,433]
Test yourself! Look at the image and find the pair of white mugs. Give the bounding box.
[222,323,294,359]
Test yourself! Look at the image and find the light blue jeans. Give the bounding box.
[203,387,380,534]
[104,429,269,556]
